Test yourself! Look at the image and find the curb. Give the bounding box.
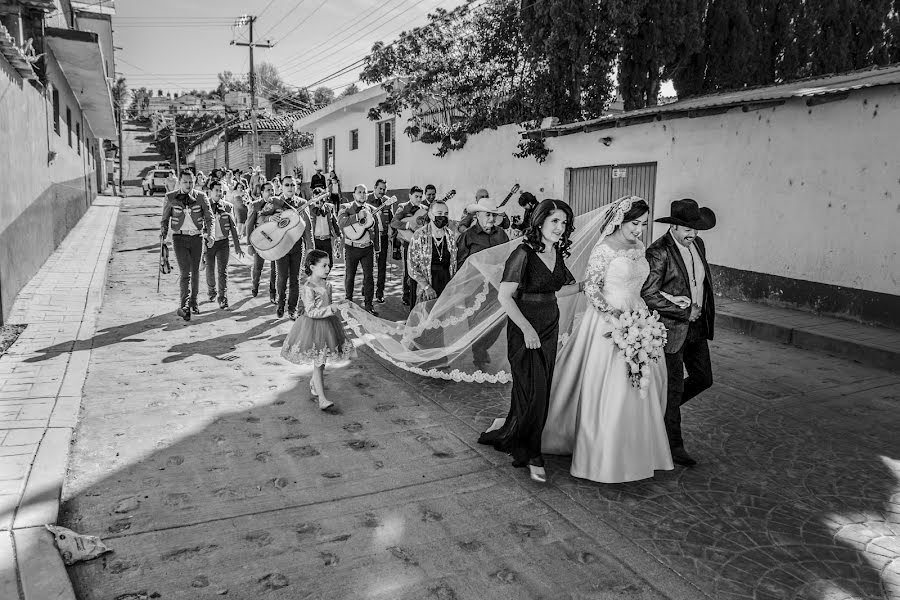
[716,310,899,373]
[2,197,120,600]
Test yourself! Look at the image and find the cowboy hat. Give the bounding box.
[655,198,716,230]
[466,196,506,214]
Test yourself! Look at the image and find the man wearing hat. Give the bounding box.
[311,164,327,192]
[457,189,511,235]
[457,195,509,371]
[456,195,509,268]
[642,198,717,467]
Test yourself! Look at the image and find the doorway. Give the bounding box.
[564,162,657,241]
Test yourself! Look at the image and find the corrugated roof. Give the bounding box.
[0,22,37,80]
[527,63,900,138]
[17,0,57,11]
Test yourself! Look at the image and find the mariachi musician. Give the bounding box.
[338,184,378,315]
[251,175,313,319]
[390,184,427,305]
[245,181,278,305]
[309,186,341,265]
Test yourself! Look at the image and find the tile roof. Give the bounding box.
[236,108,321,133]
[527,62,900,138]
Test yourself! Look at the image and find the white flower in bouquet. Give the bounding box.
[603,307,668,398]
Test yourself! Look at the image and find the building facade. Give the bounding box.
[285,72,900,329]
[0,0,117,323]
[186,115,297,179]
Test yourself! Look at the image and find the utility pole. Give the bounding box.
[172,117,180,176]
[231,15,273,172]
[118,102,124,193]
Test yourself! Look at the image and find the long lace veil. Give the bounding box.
[339,197,641,383]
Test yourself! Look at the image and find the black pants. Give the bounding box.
[314,237,333,265]
[344,244,374,307]
[375,234,389,298]
[173,234,202,308]
[664,319,714,450]
[252,252,276,299]
[205,239,230,301]
[276,241,305,313]
[401,242,414,304]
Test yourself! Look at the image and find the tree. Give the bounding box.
[617,0,704,110]
[361,0,621,160]
[339,83,360,98]
[111,76,128,110]
[312,86,335,106]
[668,0,900,101]
[216,70,248,98]
[129,86,151,117]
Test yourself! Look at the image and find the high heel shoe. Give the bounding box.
[318,397,334,411]
[309,381,318,399]
[528,465,547,483]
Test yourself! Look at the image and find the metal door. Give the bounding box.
[565,162,657,241]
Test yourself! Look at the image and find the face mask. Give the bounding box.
[432,216,449,229]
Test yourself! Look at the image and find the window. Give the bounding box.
[76,122,81,155]
[52,89,60,135]
[350,129,358,151]
[66,107,72,147]
[323,136,335,172]
[377,119,395,166]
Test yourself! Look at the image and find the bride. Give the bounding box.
[542,196,674,483]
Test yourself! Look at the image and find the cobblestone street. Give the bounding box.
[53,193,900,599]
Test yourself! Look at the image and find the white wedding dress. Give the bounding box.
[542,242,673,483]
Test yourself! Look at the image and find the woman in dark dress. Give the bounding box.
[478,199,583,483]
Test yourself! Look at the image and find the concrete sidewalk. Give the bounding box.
[0,196,120,600]
[717,297,900,373]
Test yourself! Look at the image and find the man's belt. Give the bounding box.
[345,240,373,248]
[314,235,332,240]
[174,229,201,236]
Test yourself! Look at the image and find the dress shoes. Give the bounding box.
[671,447,697,467]
[288,310,297,321]
[269,294,277,305]
[219,297,229,309]
[208,293,217,303]
[251,287,259,298]
[276,307,285,318]
[190,303,200,315]
[375,296,385,304]
[365,305,378,316]
[176,305,190,321]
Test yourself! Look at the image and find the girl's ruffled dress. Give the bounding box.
[281,282,355,366]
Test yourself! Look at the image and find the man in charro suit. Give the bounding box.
[338,184,378,315]
[641,198,717,467]
[160,171,213,321]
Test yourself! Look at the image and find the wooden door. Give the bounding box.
[565,162,657,242]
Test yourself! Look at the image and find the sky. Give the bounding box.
[113,0,458,97]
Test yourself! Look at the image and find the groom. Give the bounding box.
[642,198,716,467]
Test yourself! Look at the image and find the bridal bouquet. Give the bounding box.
[604,308,667,398]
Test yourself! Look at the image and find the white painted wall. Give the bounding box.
[284,84,900,295]
[541,86,900,296]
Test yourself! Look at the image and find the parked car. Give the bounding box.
[142,170,173,195]
[155,161,171,170]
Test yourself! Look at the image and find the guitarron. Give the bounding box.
[343,196,400,241]
[250,192,327,260]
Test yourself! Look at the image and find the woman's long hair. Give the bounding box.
[524,199,575,257]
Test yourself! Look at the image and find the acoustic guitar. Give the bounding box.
[250,192,328,261]
[397,189,457,244]
[342,196,400,241]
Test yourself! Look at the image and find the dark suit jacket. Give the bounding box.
[642,232,715,353]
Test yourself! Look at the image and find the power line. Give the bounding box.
[279,0,443,81]
[258,0,310,40]
[276,0,412,77]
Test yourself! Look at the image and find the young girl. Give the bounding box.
[281,250,354,411]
